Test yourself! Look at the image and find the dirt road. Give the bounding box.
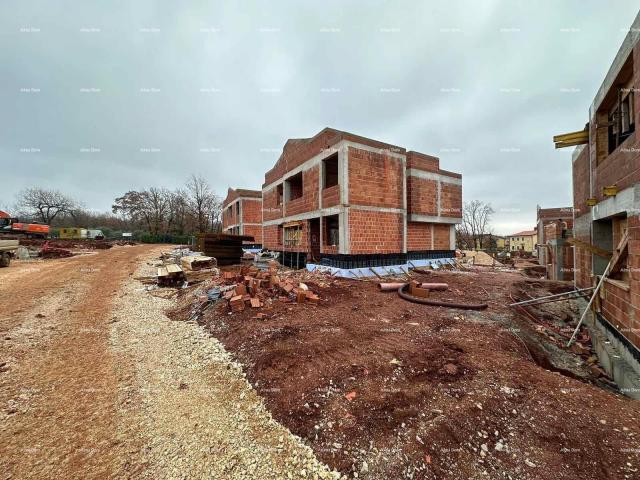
[0,246,339,480]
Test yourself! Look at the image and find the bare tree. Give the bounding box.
[16,187,79,224]
[456,200,494,250]
[185,175,219,233]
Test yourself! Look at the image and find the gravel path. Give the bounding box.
[110,250,343,480]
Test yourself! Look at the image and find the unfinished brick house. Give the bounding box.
[222,188,262,245]
[261,128,462,268]
[555,12,640,395]
[536,207,574,281]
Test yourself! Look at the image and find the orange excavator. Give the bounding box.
[0,210,49,238]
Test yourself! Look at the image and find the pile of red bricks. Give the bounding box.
[218,263,321,315]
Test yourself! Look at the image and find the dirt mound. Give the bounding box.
[463,250,502,266]
[19,238,113,250]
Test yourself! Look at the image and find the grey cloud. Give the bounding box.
[1,0,638,234]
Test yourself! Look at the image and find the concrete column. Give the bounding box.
[402,155,407,254]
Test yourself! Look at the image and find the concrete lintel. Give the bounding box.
[350,205,405,214]
[408,214,462,224]
[224,196,262,209]
[262,206,343,227]
[591,184,640,221]
[406,168,462,185]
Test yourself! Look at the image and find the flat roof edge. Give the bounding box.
[590,10,640,116]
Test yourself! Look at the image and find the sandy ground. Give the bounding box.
[0,246,340,480]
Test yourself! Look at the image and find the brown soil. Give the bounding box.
[191,269,640,480]
[18,238,115,250]
[0,246,151,479]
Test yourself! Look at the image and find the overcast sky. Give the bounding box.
[1,1,639,235]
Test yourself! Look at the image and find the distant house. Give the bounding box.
[506,229,537,253]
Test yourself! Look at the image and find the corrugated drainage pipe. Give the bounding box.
[397,284,488,310]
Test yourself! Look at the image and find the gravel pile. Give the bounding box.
[110,253,344,479]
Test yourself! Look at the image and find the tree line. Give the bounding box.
[9,175,223,238]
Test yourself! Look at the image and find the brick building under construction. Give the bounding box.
[555,11,640,395]
[260,128,462,268]
[222,188,262,245]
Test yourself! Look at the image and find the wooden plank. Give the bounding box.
[565,238,612,259]
[553,130,589,142]
[166,264,183,275]
[609,230,629,275]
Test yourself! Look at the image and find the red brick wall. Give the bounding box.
[440,183,462,218]
[222,204,238,230]
[348,210,403,254]
[601,281,636,347]
[573,215,593,289]
[407,177,437,215]
[433,224,451,249]
[348,147,403,208]
[572,147,590,218]
[243,224,262,244]
[285,166,320,216]
[263,225,279,251]
[590,45,640,203]
[264,128,405,186]
[241,199,262,224]
[406,151,439,172]
[263,186,283,222]
[322,184,340,208]
[407,222,431,250]
[621,214,640,349]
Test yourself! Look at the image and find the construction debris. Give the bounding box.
[157,264,186,287]
[180,255,216,271]
[397,283,488,310]
[378,281,448,292]
[39,241,74,259]
[196,233,254,266]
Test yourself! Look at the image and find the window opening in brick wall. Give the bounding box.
[609,215,629,283]
[323,153,339,188]
[325,214,340,247]
[286,172,303,201]
[277,184,283,205]
[608,90,635,154]
[284,224,302,247]
[596,53,634,164]
[592,218,613,276]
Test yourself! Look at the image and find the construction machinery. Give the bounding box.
[0,210,49,239]
[0,240,19,267]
